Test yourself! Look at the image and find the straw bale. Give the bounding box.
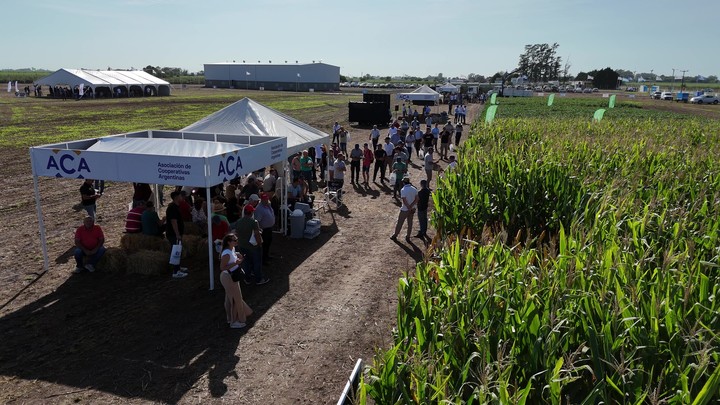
[97,247,127,274]
[120,233,170,253]
[125,250,169,276]
[182,234,202,257]
[184,221,204,236]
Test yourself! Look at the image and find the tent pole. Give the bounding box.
[206,186,214,290]
[31,164,49,273]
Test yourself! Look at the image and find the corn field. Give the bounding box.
[361,98,720,404]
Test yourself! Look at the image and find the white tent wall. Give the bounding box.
[34,68,170,97]
[30,130,287,290]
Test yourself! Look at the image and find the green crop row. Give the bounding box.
[362,103,720,403]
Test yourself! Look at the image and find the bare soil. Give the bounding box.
[0,88,480,404]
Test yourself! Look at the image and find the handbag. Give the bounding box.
[389,172,397,184]
[169,241,182,265]
[249,232,258,246]
[230,266,243,282]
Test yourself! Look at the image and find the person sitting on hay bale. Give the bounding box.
[125,200,145,233]
[219,234,254,329]
[166,191,188,279]
[141,201,165,237]
[191,198,207,229]
[73,216,106,274]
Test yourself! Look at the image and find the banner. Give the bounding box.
[547,93,555,107]
[593,108,606,122]
[79,83,85,97]
[14,81,19,93]
[6,81,10,93]
[490,93,497,105]
[485,105,498,125]
[608,94,616,109]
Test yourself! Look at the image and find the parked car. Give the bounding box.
[592,88,599,92]
[626,86,637,92]
[661,92,673,101]
[676,92,689,103]
[583,88,593,93]
[651,91,662,99]
[690,94,719,104]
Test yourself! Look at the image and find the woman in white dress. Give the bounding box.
[219,234,253,329]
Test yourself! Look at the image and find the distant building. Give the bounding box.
[204,62,340,92]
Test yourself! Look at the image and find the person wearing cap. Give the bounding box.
[390,177,418,242]
[254,193,276,262]
[415,179,431,239]
[349,144,363,185]
[235,204,269,285]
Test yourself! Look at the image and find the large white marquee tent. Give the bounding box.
[34,68,171,97]
[30,130,287,289]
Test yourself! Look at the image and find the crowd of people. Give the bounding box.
[70,103,467,330]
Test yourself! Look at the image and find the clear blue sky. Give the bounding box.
[3,0,719,78]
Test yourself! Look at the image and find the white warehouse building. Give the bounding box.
[204,62,340,92]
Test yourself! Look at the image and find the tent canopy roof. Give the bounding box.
[437,83,459,93]
[34,68,170,88]
[30,130,286,187]
[182,97,329,155]
[396,84,441,102]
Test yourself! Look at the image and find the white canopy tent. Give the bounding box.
[396,85,441,104]
[183,97,332,219]
[34,68,171,97]
[182,97,330,156]
[30,130,287,290]
[437,83,459,93]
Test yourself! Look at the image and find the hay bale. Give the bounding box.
[98,247,127,274]
[182,234,202,257]
[184,221,204,236]
[120,233,170,253]
[125,250,169,276]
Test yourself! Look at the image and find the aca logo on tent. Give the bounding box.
[46,151,91,177]
[217,153,243,179]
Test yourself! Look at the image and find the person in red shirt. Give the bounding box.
[178,191,192,221]
[125,201,145,233]
[211,214,230,241]
[361,143,374,186]
[74,216,106,273]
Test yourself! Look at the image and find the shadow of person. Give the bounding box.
[55,246,76,264]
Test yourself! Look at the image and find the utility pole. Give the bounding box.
[679,69,689,91]
[671,68,676,91]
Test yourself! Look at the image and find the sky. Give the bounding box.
[3,0,719,79]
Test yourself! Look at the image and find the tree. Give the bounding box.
[517,43,562,82]
[575,72,588,81]
[339,74,348,82]
[588,67,619,89]
[708,75,719,83]
[561,57,572,84]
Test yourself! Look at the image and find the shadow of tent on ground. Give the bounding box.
[0,223,338,403]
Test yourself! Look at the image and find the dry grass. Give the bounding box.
[125,250,169,276]
[120,233,170,252]
[97,247,127,274]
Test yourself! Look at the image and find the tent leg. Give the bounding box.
[32,174,50,273]
[206,187,214,290]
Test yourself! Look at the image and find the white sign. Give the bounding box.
[602,93,609,98]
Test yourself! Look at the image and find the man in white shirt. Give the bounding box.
[332,121,341,144]
[431,124,440,149]
[383,137,395,173]
[390,177,418,242]
[369,125,381,149]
